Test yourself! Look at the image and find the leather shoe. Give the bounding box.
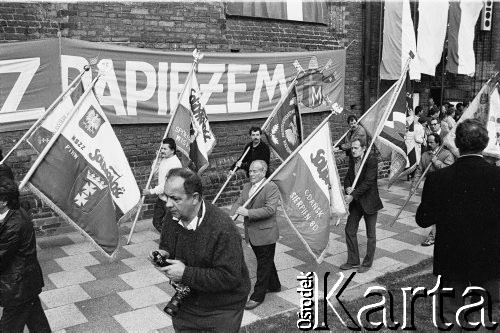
[357,265,371,273]
[245,300,262,310]
[339,263,360,270]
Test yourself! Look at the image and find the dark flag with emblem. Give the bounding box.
[25,87,140,258]
[262,85,303,161]
[271,121,347,263]
[358,71,412,187]
[167,72,216,174]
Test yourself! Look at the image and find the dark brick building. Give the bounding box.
[1,1,498,235]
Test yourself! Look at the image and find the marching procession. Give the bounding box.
[1,1,500,332]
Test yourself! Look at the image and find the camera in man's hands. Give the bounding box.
[151,251,191,317]
[163,281,191,317]
[152,251,170,267]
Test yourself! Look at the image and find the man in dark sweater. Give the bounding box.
[150,168,250,332]
[231,126,271,177]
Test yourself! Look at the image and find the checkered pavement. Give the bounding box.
[0,179,433,332]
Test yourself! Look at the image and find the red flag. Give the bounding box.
[26,88,140,258]
[272,121,346,263]
[358,74,411,186]
[167,72,216,174]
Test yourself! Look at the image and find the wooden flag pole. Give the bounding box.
[351,55,413,189]
[232,107,343,220]
[212,146,250,205]
[19,73,101,190]
[127,49,203,244]
[1,66,90,166]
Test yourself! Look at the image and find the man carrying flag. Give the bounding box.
[341,139,383,273]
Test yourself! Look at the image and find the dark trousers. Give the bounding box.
[152,197,167,233]
[345,201,377,267]
[249,242,281,302]
[437,277,499,332]
[0,296,51,333]
[172,305,244,332]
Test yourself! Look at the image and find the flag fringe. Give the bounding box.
[27,182,119,261]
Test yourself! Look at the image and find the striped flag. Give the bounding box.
[262,86,303,162]
[484,86,500,159]
[380,0,420,80]
[416,0,448,76]
[444,80,499,157]
[226,0,326,24]
[272,121,347,263]
[359,72,414,186]
[26,87,140,258]
[446,0,483,75]
[167,72,216,174]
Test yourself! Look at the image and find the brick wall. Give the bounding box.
[1,2,368,235]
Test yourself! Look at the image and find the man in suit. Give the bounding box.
[341,139,383,274]
[230,160,281,310]
[416,119,500,330]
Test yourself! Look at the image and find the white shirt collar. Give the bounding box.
[249,178,266,196]
[459,153,484,159]
[177,201,205,231]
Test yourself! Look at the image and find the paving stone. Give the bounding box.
[118,285,170,309]
[61,242,97,256]
[45,304,88,331]
[48,269,96,288]
[122,240,159,257]
[80,277,132,299]
[113,306,172,332]
[65,316,127,333]
[75,293,133,321]
[55,253,100,271]
[119,267,169,289]
[40,285,91,309]
[86,261,133,280]
[121,256,154,271]
[376,238,414,253]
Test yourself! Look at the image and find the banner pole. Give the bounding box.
[127,50,202,244]
[19,73,101,190]
[1,66,89,166]
[232,109,341,220]
[212,146,250,205]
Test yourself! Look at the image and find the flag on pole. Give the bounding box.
[26,80,85,153]
[444,80,498,157]
[26,86,140,258]
[380,0,420,80]
[272,121,347,263]
[168,72,216,174]
[359,71,414,186]
[446,0,483,75]
[483,86,500,159]
[262,86,303,161]
[416,0,448,76]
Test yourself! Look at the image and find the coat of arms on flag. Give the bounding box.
[295,56,336,109]
[24,77,140,258]
[263,86,303,161]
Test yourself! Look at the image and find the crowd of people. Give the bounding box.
[1,96,499,332]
